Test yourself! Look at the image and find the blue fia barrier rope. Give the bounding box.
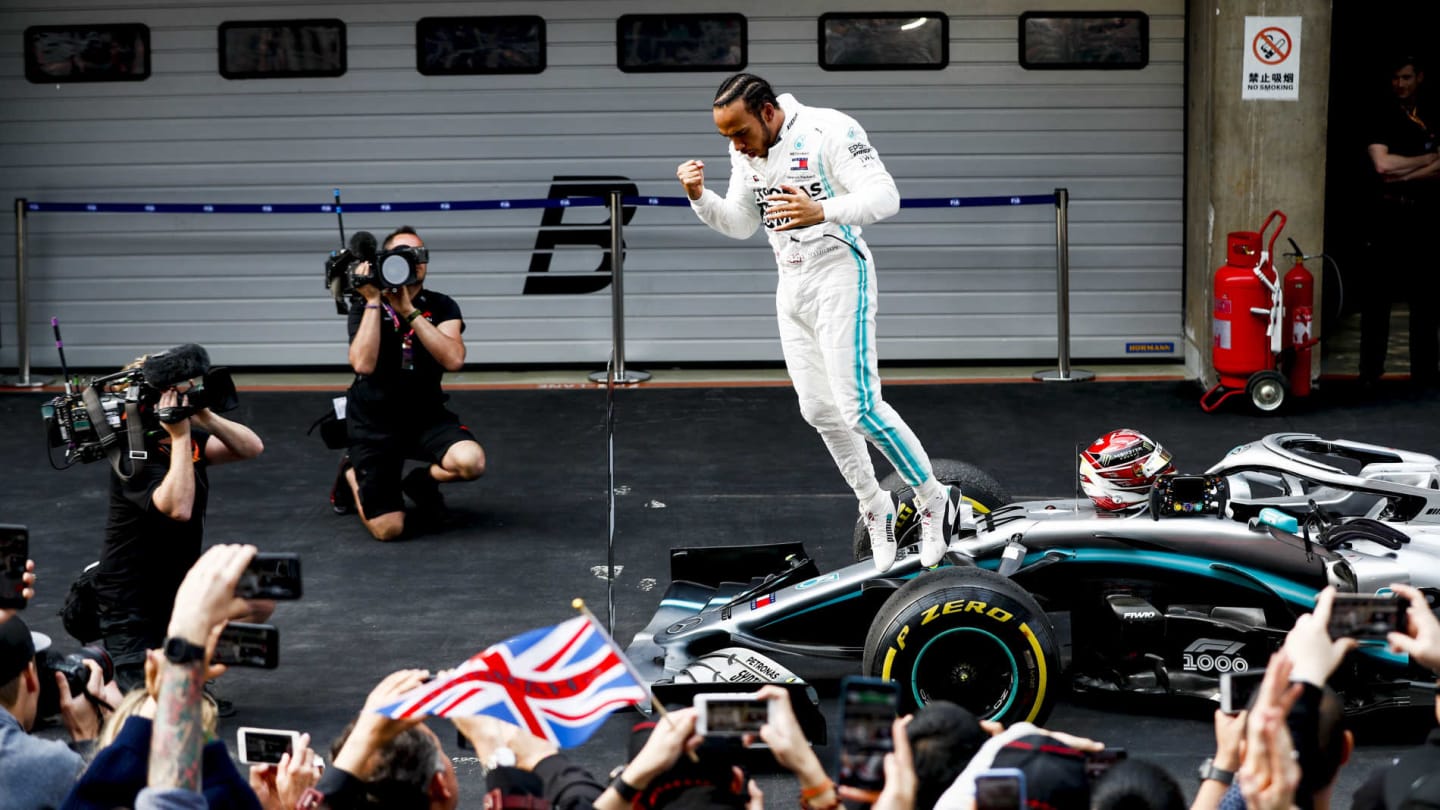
[24,192,1057,215]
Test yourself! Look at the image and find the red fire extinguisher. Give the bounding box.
[1201,211,1291,412]
[1211,222,1271,382]
[1281,238,1316,399]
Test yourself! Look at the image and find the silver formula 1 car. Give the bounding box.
[626,433,1440,726]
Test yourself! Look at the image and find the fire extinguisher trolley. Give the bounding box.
[1201,210,1318,413]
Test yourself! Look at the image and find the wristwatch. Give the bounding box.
[1197,757,1235,785]
[610,774,642,803]
[162,636,207,665]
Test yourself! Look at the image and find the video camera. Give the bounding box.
[42,343,239,471]
[324,230,427,315]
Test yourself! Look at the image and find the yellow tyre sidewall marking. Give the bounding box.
[878,609,1049,722]
[1019,622,1048,722]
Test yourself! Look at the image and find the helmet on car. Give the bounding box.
[1079,429,1174,511]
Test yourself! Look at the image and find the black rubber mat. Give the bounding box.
[4,378,1438,803]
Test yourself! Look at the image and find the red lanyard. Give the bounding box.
[380,303,415,370]
[1403,104,1427,132]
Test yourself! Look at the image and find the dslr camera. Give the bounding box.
[37,644,113,719]
[324,230,427,315]
[42,343,239,470]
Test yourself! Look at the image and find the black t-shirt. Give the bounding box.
[346,289,464,432]
[1369,99,1438,205]
[97,429,211,614]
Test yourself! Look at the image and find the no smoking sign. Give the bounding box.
[1242,16,1301,100]
[1253,27,1291,65]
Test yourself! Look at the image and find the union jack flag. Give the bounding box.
[375,616,646,748]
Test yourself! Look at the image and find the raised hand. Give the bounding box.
[677,160,706,200]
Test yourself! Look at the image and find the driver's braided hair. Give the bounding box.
[713,73,778,119]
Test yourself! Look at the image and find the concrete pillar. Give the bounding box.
[1184,0,1332,385]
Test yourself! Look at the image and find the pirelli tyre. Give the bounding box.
[853,459,1013,561]
[863,566,1060,725]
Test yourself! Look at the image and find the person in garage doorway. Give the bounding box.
[1361,55,1440,389]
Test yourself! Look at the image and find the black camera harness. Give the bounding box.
[80,379,149,483]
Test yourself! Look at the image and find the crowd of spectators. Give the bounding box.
[5,548,1440,810]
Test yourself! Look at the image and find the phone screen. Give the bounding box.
[236,553,303,600]
[837,677,899,799]
[1327,594,1405,639]
[698,696,768,735]
[0,525,29,610]
[1220,669,1266,714]
[975,769,1026,810]
[239,728,299,764]
[214,622,279,669]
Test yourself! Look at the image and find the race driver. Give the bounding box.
[676,72,956,573]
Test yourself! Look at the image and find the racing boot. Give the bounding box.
[863,490,899,572]
[918,485,960,567]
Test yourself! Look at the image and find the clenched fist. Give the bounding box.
[677,160,706,201]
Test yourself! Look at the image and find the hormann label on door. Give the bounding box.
[1242,17,1301,100]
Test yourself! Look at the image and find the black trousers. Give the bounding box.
[1360,202,1440,384]
[98,601,167,693]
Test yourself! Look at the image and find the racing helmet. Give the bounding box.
[1079,429,1175,511]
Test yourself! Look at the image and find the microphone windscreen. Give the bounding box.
[349,230,377,260]
[142,343,211,389]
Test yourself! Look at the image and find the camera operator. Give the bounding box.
[333,226,485,541]
[97,369,265,695]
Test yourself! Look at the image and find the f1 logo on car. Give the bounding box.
[1182,639,1250,672]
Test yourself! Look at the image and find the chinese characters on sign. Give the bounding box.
[1241,16,1301,100]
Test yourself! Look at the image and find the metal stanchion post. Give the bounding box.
[1033,188,1093,382]
[590,190,650,384]
[5,198,42,388]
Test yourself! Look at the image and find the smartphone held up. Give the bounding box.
[214,622,280,669]
[1220,669,1266,715]
[235,552,303,600]
[0,525,29,610]
[695,694,771,736]
[1327,593,1406,640]
[237,727,301,765]
[836,676,899,802]
[975,768,1027,810]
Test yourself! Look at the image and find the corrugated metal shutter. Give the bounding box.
[0,0,1184,368]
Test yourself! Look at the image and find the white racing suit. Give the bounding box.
[690,93,935,495]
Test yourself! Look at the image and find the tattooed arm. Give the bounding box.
[149,544,259,791]
[148,658,208,790]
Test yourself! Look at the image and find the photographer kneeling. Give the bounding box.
[333,226,485,541]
